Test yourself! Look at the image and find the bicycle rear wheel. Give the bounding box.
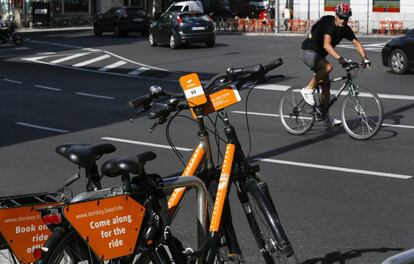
[244,177,298,264]
[341,87,383,140]
[279,87,315,135]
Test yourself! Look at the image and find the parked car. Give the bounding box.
[93,7,150,37]
[165,1,204,13]
[149,11,216,49]
[381,29,414,74]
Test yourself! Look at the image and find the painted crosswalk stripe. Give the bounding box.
[254,84,291,91]
[2,78,22,84]
[255,158,412,179]
[14,47,30,50]
[15,122,68,133]
[98,60,127,72]
[127,67,150,75]
[72,54,111,67]
[50,52,90,64]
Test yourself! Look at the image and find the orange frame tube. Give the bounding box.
[167,144,206,213]
[209,144,235,232]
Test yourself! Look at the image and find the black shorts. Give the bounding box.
[300,49,326,72]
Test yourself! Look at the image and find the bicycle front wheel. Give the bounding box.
[279,87,315,135]
[245,177,298,264]
[341,87,383,140]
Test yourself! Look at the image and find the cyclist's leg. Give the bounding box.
[319,61,333,110]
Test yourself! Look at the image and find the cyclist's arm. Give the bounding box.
[352,38,367,59]
[323,34,341,60]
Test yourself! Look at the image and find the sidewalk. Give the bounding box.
[16,26,92,33]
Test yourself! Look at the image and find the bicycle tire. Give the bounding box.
[279,87,315,135]
[245,177,298,264]
[341,87,383,140]
[41,229,172,264]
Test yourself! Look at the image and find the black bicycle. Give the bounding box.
[279,62,384,140]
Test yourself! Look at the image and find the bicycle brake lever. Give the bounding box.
[149,122,159,133]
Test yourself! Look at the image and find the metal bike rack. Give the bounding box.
[159,176,208,253]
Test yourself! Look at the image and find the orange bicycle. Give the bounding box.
[129,58,299,264]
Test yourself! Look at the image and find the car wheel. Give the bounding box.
[169,33,179,49]
[149,33,156,46]
[205,39,215,48]
[390,49,408,74]
[93,25,102,36]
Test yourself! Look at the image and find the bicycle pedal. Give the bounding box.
[226,253,245,264]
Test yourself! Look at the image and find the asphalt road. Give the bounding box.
[1,29,414,263]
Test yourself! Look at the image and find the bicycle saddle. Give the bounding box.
[101,151,157,178]
[56,143,116,168]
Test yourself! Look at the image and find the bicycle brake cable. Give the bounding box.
[166,110,186,167]
[244,80,258,161]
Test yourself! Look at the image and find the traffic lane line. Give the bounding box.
[100,137,411,180]
[15,122,69,133]
[231,111,414,130]
[75,92,115,100]
[2,78,23,84]
[34,84,62,91]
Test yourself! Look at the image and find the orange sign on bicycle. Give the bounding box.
[179,73,207,107]
[0,204,57,263]
[63,195,145,261]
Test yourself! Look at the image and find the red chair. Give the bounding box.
[391,21,404,35]
[379,20,387,35]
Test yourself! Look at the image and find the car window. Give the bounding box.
[182,6,189,11]
[127,8,146,16]
[179,13,210,23]
[103,8,116,17]
[168,6,183,12]
[407,29,414,37]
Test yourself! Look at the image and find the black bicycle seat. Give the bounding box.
[56,143,116,168]
[101,151,157,178]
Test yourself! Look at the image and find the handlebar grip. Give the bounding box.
[263,58,283,73]
[226,64,263,81]
[128,94,152,109]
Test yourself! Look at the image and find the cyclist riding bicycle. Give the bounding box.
[300,3,371,125]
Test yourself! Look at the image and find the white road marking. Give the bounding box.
[76,92,114,100]
[101,137,194,152]
[98,60,127,72]
[14,47,30,50]
[72,54,111,67]
[15,122,69,133]
[231,110,414,129]
[50,52,90,64]
[255,158,412,179]
[101,137,410,179]
[22,55,49,62]
[34,84,62,91]
[254,84,291,91]
[2,78,23,84]
[83,48,102,52]
[37,52,56,55]
[128,67,150,75]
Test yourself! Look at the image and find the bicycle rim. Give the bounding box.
[43,230,99,264]
[279,87,315,135]
[341,87,383,140]
[246,180,298,264]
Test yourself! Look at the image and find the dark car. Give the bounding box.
[381,29,414,74]
[93,7,150,37]
[149,12,216,49]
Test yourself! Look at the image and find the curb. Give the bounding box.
[16,26,92,33]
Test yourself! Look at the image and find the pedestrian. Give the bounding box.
[283,7,291,31]
[299,3,371,125]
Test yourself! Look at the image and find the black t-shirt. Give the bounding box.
[301,15,356,57]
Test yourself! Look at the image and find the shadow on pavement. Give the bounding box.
[301,247,404,264]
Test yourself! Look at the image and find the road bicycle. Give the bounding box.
[128,58,299,264]
[0,16,23,46]
[279,62,384,140]
[35,144,207,264]
[0,143,115,264]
